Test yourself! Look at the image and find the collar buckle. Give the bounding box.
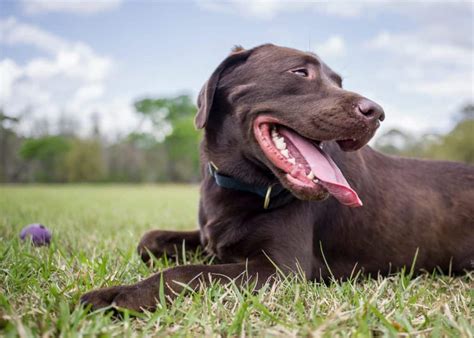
[263,185,273,209]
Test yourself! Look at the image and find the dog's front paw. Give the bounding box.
[80,286,126,311]
[80,285,156,312]
[137,230,181,263]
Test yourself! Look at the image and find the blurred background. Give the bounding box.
[0,0,472,183]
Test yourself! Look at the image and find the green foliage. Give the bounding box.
[133,94,201,181]
[127,132,159,150]
[19,136,71,182]
[165,115,201,181]
[64,139,105,182]
[425,119,474,164]
[19,136,70,161]
[18,137,106,182]
[6,94,202,183]
[134,95,196,122]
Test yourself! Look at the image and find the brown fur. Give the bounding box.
[81,44,474,312]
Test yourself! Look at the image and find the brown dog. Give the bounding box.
[81,44,474,312]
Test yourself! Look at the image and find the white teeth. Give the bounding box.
[307,171,315,180]
[288,158,296,165]
[313,179,320,184]
[271,129,286,150]
[274,137,286,150]
[280,149,289,158]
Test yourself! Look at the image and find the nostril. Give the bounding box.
[379,111,385,121]
[357,99,385,121]
[357,100,375,117]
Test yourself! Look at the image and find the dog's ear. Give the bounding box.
[195,47,252,129]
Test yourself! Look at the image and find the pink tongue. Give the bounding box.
[280,129,363,207]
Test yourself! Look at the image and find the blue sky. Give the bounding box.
[0,0,472,138]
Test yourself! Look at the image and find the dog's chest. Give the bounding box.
[200,216,257,262]
[200,203,291,262]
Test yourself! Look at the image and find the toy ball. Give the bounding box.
[20,223,52,246]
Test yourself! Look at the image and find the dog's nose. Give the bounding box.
[356,99,385,122]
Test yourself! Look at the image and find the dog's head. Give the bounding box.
[196,44,384,207]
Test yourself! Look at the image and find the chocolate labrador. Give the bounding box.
[81,44,474,311]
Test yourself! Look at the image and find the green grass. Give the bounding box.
[0,185,472,337]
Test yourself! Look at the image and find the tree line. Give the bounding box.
[0,95,200,183]
[374,103,473,164]
[0,98,472,183]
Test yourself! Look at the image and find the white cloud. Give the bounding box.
[0,59,23,103]
[69,83,105,111]
[69,97,136,137]
[376,102,439,134]
[197,0,472,20]
[6,80,59,124]
[197,0,368,19]
[399,76,473,98]
[318,1,377,18]
[315,35,346,59]
[21,0,122,15]
[366,30,474,99]
[0,17,112,82]
[0,16,65,53]
[368,31,473,66]
[196,0,369,20]
[0,17,123,136]
[23,44,112,82]
[197,0,285,20]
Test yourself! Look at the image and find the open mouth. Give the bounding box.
[253,116,363,207]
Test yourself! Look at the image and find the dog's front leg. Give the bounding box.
[137,230,202,263]
[80,259,276,312]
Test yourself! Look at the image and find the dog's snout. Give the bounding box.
[356,99,385,122]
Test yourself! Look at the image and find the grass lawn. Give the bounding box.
[0,185,472,337]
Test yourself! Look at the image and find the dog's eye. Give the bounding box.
[291,68,309,77]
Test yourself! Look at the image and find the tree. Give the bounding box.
[19,136,70,182]
[426,117,474,164]
[374,102,473,164]
[373,128,435,157]
[0,111,20,181]
[64,139,105,182]
[132,95,200,181]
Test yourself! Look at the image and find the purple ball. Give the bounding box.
[20,223,51,246]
